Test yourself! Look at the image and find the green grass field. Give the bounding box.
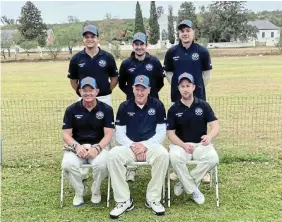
[2,55,282,221]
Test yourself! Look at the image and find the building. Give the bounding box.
[248,20,280,46]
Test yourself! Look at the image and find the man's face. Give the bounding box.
[133,85,150,105]
[79,85,99,102]
[178,79,195,100]
[179,27,194,44]
[132,40,147,56]
[83,32,99,49]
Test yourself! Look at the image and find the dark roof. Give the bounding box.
[248,20,279,30]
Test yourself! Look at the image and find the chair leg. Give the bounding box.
[167,166,171,208]
[162,179,166,204]
[60,169,64,208]
[215,165,219,207]
[107,176,111,208]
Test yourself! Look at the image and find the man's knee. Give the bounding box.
[108,146,125,161]
[62,156,79,171]
[150,144,169,159]
[169,145,184,164]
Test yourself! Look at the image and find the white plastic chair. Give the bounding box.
[106,161,167,207]
[167,161,219,207]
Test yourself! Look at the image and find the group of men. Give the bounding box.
[62,19,220,219]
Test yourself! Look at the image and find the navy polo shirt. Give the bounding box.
[119,52,165,100]
[67,48,119,96]
[62,100,114,144]
[164,42,212,102]
[115,97,166,142]
[167,97,217,143]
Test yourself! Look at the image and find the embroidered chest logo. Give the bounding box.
[192,53,199,61]
[175,112,183,117]
[99,60,106,67]
[173,56,179,61]
[96,111,104,119]
[128,67,136,73]
[75,114,83,119]
[148,108,156,115]
[78,63,85,67]
[127,112,135,117]
[145,64,153,71]
[195,108,203,116]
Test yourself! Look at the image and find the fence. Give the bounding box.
[1,96,282,167]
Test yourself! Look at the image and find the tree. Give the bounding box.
[1,16,15,25]
[1,31,15,59]
[157,6,164,19]
[45,38,62,59]
[67,15,79,23]
[200,1,258,42]
[55,25,81,56]
[148,1,160,44]
[276,29,282,53]
[134,1,145,34]
[178,2,198,38]
[18,1,47,46]
[19,40,37,56]
[105,13,112,20]
[168,5,175,44]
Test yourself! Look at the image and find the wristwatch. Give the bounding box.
[71,142,79,150]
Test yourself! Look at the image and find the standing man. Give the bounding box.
[164,19,212,182]
[67,24,119,107]
[119,32,165,100]
[107,75,169,219]
[167,73,219,204]
[119,32,165,182]
[62,77,114,207]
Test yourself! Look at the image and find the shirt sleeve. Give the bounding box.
[118,60,129,94]
[201,48,212,71]
[67,55,79,80]
[103,106,115,129]
[62,108,73,129]
[156,101,166,124]
[108,54,119,77]
[115,103,127,126]
[166,107,176,130]
[204,102,217,123]
[163,48,174,72]
[154,59,165,91]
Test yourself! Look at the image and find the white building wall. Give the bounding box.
[256,29,280,45]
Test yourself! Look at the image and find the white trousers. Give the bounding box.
[61,148,109,196]
[169,143,219,194]
[107,144,169,203]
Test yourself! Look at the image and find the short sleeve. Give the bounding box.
[166,107,176,130]
[67,55,79,79]
[201,48,212,71]
[163,48,174,72]
[108,54,119,77]
[62,108,73,129]
[103,106,115,129]
[115,103,127,126]
[154,59,165,90]
[204,103,217,123]
[156,101,166,124]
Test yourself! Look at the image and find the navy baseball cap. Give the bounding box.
[178,73,195,84]
[82,24,99,36]
[133,32,147,44]
[178,19,193,30]
[133,75,150,88]
[80,77,98,88]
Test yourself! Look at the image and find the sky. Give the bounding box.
[1,0,282,24]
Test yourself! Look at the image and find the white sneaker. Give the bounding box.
[174,182,184,196]
[170,172,178,181]
[109,198,134,219]
[91,194,101,205]
[126,169,136,182]
[202,173,211,184]
[145,200,165,216]
[73,194,84,207]
[193,188,205,205]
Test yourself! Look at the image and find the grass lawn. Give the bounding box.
[1,55,282,221]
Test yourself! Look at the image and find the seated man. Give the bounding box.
[61,77,114,207]
[107,75,169,219]
[167,73,219,205]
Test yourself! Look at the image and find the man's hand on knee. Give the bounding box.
[131,143,147,155]
[182,143,194,154]
[76,145,88,158]
[136,152,146,162]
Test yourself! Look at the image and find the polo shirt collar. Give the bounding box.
[79,99,100,111]
[80,47,104,56]
[132,96,151,109]
[177,96,199,108]
[178,41,195,50]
